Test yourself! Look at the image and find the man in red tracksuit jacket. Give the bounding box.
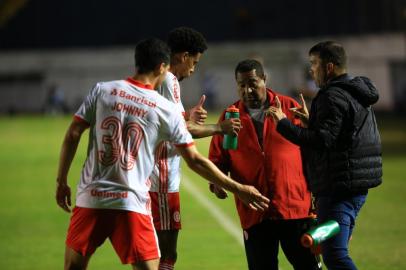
[209,59,321,270]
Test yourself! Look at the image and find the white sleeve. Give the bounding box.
[168,110,194,147]
[74,83,100,124]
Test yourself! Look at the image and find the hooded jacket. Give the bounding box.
[277,74,382,196]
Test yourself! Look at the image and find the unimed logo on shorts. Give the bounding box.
[90,189,128,199]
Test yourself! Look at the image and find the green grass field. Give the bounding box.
[0,114,405,270]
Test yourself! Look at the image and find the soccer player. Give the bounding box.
[55,38,269,270]
[209,59,321,270]
[149,27,241,270]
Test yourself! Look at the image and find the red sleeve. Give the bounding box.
[174,142,195,148]
[73,115,90,126]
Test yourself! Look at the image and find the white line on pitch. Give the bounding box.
[182,176,286,270]
[182,175,243,247]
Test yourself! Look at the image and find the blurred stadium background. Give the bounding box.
[0,0,405,113]
[0,0,405,269]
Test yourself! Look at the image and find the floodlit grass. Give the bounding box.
[0,114,405,270]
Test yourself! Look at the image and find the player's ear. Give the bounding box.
[154,62,169,75]
[326,62,334,76]
[172,52,186,64]
[157,62,169,75]
[181,52,189,62]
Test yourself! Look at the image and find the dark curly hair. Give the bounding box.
[167,27,208,55]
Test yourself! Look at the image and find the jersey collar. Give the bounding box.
[126,77,154,90]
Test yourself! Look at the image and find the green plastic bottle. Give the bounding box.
[301,220,340,248]
[222,105,239,150]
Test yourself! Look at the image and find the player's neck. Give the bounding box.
[169,66,181,80]
[131,73,158,89]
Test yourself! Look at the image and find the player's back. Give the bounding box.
[75,77,193,214]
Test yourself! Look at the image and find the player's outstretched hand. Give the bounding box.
[189,95,207,125]
[236,185,270,211]
[209,183,228,199]
[220,118,242,136]
[56,182,72,213]
[289,93,309,127]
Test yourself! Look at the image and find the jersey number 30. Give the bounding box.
[98,116,144,170]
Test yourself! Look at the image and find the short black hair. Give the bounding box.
[309,41,347,69]
[167,27,208,55]
[134,38,170,74]
[235,59,265,79]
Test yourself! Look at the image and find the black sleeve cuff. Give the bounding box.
[277,118,293,133]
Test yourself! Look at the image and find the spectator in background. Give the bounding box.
[43,83,69,114]
[267,41,382,270]
[289,65,318,111]
[200,70,218,110]
[209,59,321,270]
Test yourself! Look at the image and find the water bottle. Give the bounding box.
[301,220,340,248]
[222,105,239,150]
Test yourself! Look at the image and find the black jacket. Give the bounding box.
[277,74,382,196]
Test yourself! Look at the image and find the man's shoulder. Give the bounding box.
[267,89,298,106]
[156,93,174,106]
[279,94,297,104]
[317,86,351,112]
[159,72,182,104]
[166,71,177,80]
[90,79,129,94]
[98,79,127,87]
[155,94,183,116]
[322,85,351,101]
[323,74,356,97]
[162,72,179,88]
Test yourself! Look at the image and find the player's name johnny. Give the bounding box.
[110,88,156,118]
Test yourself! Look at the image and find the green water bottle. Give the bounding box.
[301,220,340,248]
[306,214,322,254]
[222,105,239,150]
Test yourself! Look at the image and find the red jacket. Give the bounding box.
[209,89,312,229]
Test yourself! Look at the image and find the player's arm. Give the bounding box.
[187,118,241,139]
[207,131,230,199]
[55,118,89,213]
[268,94,347,149]
[176,144,269,211]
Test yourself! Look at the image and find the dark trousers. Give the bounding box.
[243,218,322,270]
[316,193,367,270]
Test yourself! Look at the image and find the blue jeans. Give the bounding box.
[316,193,367,270]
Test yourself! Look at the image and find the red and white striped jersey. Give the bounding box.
[149,72,185,193]
[74,77,193,215]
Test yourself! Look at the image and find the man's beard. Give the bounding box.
[316,68,328,88]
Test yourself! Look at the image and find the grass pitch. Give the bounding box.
[0,114,405,270]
